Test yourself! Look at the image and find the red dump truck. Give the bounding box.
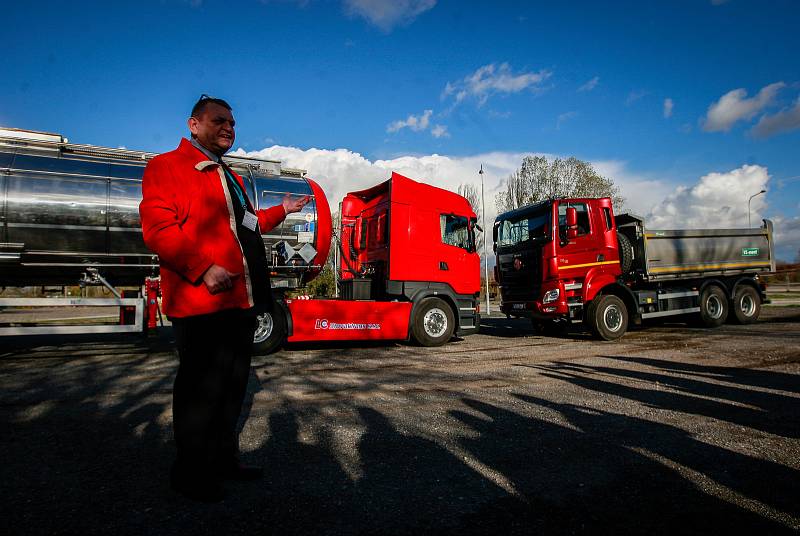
[493,197,775,340]
[258,172,481,351]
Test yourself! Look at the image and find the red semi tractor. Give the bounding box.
[493,197,775,340]
[256,172,481,352]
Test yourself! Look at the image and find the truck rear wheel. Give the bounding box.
[253,309,287,354]
[731,285,761,324]
[587,294,628,341]
[696,285,728,327]
[411,297,455,347]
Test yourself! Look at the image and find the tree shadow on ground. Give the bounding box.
[1,334,798,535]
[448,396,796,535]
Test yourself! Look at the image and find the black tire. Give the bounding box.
[411,297,455,347]
[696,285,728,327]
[586,294,628,341]
[617,232,633,274]
[252,309,287,354]
[731,285,761,324]
[532,318,569,337]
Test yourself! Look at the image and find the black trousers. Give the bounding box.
[170,309,256,482]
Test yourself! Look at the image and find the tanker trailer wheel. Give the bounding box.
[586,294,628,341]
[695,285,728,328]
[252,309,287,354]
[616,232,634,274]
[411,297,455,347]
[731,285,761,324]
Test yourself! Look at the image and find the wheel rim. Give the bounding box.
[739,294,756,317]
[253,312,273,344]
[706,295,723,319]
[423,307,448,338]
[603,304,623,332]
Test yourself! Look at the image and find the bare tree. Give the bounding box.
[495,155,624,213]
[457,183,485,254]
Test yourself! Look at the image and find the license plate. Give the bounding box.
[513,303,525,310]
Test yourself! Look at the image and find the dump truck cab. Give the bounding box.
[495,197,774,340]
[494,197,621,321]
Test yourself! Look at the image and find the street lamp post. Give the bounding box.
[748,189,766,228]
[479,165,490,315]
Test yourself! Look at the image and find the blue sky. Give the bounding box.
[2,0,799,259]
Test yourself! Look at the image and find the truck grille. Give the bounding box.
[497,249,541,302]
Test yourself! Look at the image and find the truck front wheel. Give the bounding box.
[697,285,728,327]
[587,294,628,341]
[411,297,455,347]
[252,309,287,354]
[731,285,761,324]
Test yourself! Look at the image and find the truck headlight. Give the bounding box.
[542,289,560,304]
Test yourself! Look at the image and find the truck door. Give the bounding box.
[439,213,479,294]
[556,202,596,277]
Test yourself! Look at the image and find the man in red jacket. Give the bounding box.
[140,95,309,502]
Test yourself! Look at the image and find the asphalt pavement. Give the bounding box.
[1,307,798,535]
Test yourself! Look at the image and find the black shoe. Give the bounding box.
[170,473,225,502]
[223,461,263,481]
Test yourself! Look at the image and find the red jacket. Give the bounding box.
[140,138,286,317]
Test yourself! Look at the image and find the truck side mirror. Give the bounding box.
[566,207,577,228]
[566,207,579,239]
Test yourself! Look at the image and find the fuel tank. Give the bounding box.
[0,128,331,287]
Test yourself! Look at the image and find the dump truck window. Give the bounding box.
[558,203,590,236]
[603,207,613,231]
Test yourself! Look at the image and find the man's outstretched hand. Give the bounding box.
[202,264,241,294]
[282,194,311,215]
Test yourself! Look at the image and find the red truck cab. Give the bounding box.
[495,197,621,321]
[258,172,481,351]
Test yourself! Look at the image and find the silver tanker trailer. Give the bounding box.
[0,127,332,338]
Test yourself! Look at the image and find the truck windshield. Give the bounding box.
[497,209,551,247]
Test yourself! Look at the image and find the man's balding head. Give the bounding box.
[188,95,235,157]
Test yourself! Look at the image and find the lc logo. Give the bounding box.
[314,319,329,329]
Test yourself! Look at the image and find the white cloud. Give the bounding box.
[231,144,673,244]
[556,111,578,130]
[431,124,449,138]
[771,215,800,262]
[231,144,796,261]
[626,90,648,106]
[663,98,674,118]
[645,165,770,229]
[386,109,448,138]
[343,0,436,32]
[386,109,432,133]
[701,82,785,132]
[751,97,800,138]
[578,76,599,92]
[442,63,552,107]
